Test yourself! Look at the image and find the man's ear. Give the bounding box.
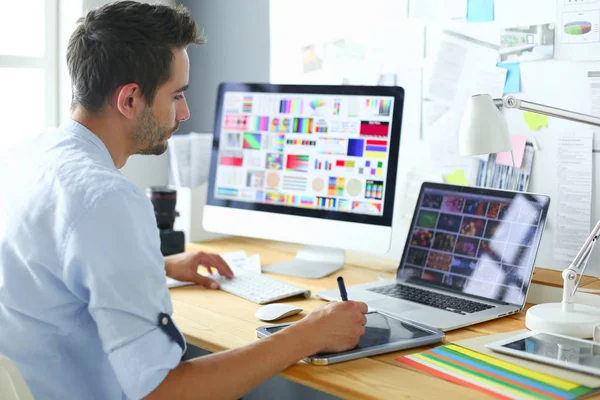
[114,83,143,119]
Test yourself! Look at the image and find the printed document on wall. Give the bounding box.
[589,71,600,122]
[425,30,500,106]
[554,131,593,262]
[556,0,600,61]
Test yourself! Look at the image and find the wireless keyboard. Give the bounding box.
[211,270,311,304]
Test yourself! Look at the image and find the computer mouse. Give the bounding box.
[255,303,303,322]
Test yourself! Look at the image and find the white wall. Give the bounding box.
[268,0,600,275]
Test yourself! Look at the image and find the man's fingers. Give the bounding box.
[196,252,234,279]
[355,301,369,314]
[207,254,234,279]
[193,274,220,289]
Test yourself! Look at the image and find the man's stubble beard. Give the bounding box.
[133,106,179,156]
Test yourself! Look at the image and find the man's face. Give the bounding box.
[133,48,191,155]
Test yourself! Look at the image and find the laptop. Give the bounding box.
[317,182,551,331]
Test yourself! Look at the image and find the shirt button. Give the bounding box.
[162,317,169,325]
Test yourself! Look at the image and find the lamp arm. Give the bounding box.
[493,96,600,128]
[562,219,600,312]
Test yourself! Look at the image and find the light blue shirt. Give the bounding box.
[0,120,185,399]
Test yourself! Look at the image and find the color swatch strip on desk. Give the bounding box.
[396,344,596,400]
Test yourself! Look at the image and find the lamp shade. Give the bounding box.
[459,94,512,156]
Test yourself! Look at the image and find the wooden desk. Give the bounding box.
[170,237,600,400]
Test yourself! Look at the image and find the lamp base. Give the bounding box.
[525,303,600,338]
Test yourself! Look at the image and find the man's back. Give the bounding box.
[0,120,184,399]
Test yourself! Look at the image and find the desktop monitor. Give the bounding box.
[203,83,404,278]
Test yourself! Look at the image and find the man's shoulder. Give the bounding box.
[7,126,146,219]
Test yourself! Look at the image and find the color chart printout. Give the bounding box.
[215,92,395,216]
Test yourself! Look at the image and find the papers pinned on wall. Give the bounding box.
[557,0,600,62]
[168,132,213,188]
[424,30,505,167]
[554,131,593,262]
[499,23,555,63]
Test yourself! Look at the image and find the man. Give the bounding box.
[0,2,368,399]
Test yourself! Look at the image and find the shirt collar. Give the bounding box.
[60,119,116,169]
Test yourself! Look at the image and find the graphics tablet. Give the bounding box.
[486,330,600,376]
[256,311,444,365]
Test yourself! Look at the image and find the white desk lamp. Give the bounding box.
[459,93,600,338]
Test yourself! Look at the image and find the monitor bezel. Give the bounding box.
[206,82,405,227]
[396,182,551,306]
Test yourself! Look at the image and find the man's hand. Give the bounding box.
[285,301,368,354]
[165,251,234,289]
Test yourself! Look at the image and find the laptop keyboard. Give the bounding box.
[368,284,494,314]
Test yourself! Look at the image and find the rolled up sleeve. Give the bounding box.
[62,187,185,399]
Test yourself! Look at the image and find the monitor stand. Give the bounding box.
[262,246,345,279]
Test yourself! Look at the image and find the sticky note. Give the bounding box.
[445,170,469,186]
[466,0,495,22]
[496,62,520,94]
[496,135,527,168]
[523,112,548,131]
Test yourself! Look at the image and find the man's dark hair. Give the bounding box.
[67,1,205,112]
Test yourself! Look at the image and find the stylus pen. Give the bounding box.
[337,276,348,301]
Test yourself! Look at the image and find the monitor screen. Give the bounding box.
[397,183,550,306]
[207,83,404,227]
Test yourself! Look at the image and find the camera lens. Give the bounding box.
[147,186,178,230]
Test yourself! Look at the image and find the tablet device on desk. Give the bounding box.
[486,331,600,376]
[256,311,444,365]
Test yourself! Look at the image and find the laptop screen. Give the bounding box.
[397,183,550,306]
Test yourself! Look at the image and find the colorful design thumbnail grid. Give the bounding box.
[265,153,283,170]
[263,134,285,152]
[220,151,243,167]
[365,139,387,159]
[333,99,341,116]
[217,187,239,198]
[252,116,269,131]
[224,114,249,130]
[224,132,242,148]
[269,117,291,133]
[360,120,389,137]
[365,180,383,200]
[215,92,394,218]
[243,133,261,149]
[328,177,345,197]
[347,139,364,157]
[280,99,303,114]
[359,160,383,176]
[366,98,391,116]
[285,155,309,172]
[310,99,325,110]
[246,171,264,188]
[314,159,332,170]
[265,191,286,204]
[314,122,328,133]
[286,194,315,208]
[335,160,355,170]
[242,96,253,113]
[352,201,382,212]
[401,190,544,305]
[317,196,338,210]
[286,139,316,146]
[282,175,307,191]
[293,118,313,133]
